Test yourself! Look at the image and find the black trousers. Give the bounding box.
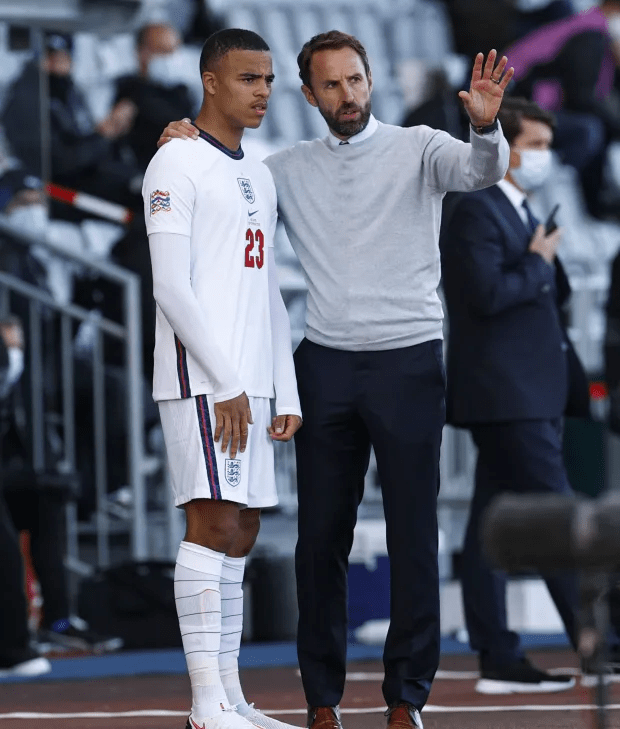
[461,419,578,666]
[293,338,445,710]
[4,487,70,627]
[0,489,30,657]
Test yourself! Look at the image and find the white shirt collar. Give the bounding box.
[326,114,379,148]
[497,177,528,223]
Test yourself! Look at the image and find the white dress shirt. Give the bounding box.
[496,177,530,227]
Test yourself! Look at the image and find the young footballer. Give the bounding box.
[143,29,302,729]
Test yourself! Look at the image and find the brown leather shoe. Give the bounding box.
[307,706,343,729]
[385,703,423,729]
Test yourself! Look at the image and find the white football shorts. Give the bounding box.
[158,395,277,509]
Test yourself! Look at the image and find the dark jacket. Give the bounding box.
[1,61,113,180]
[115,75,194,172]
[440,184,587,425]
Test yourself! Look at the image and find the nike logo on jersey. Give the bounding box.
[248,210,259,217]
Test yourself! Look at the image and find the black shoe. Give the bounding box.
[477,656,575,694]
[385,703,423,729]
[0,648,51,678]
[38,616,123,654]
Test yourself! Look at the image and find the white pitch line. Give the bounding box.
[347,671,481,681]
[0,711,189,719]
[424,704,620,714]
[347,668,588,681]
[2,705,620,720]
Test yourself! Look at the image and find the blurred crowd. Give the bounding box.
[1,0,620,676]
[413,0,620,220]
[0,3,224,673]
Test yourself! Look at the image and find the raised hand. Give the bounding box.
[458,50,514,128]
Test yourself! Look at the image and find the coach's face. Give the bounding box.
[302,46,372,139]
[204,50,274,131]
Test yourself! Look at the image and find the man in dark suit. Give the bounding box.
[440,96,594,694]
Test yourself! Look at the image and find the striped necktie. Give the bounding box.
[339,140,349,145]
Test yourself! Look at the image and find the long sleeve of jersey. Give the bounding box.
[149,231,244,402]
[268,247,302,419]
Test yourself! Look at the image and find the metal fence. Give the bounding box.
[0,218,150,576]
[1,212,615,583]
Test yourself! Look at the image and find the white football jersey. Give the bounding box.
[143,131,277,402]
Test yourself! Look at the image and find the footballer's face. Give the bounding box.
[205,50,274,131]
[302,46,372,140]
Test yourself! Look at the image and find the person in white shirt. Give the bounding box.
[143,28,302,729]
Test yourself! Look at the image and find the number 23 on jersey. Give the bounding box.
[245,228,264,269]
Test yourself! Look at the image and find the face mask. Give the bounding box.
[6,204,49,240]
[608,15,620,43]
[147,51,186,88]
[510,149,552,191]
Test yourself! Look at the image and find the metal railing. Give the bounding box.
[0,218,148,573]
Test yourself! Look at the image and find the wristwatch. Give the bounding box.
[471,119,499,135]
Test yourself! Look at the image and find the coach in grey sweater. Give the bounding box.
[160,30,511,729]
[266,34,510,729]
[267,115,507,351]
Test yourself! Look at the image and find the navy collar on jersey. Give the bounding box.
[192,123,244,160]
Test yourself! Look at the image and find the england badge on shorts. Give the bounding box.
[225,458,242,487]
[237,178,255,204]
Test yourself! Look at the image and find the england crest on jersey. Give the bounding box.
[225,458,242,487]
[237,178,255,204]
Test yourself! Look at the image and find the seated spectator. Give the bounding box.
[0,166,83,307]
[504,0,620,218]
[115,23,195,172]
[1,32,140,210]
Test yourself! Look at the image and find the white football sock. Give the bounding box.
[175,541,230,720]
[219,555,248,711]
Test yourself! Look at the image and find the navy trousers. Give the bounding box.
[0,488,30,658]
[293,338,445,710]
[461,419,579,666]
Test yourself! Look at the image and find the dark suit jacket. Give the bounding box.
[115,75,194,172]
[440,184,584,425]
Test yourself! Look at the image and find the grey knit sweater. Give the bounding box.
[265,120,509,351]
